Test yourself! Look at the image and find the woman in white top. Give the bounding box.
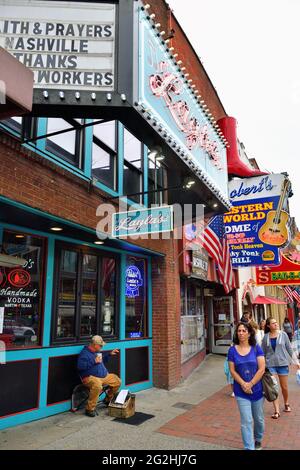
[256,320,266,346]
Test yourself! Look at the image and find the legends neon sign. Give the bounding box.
[149,61,222,170]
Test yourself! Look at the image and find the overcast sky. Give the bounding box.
[168,0,300,217]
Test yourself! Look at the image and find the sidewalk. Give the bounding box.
[0,354,299,450]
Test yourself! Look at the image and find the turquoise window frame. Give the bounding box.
[0,119,151,208]
[0,219,153,431]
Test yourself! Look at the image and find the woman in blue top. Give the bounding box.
[228,322,265,451]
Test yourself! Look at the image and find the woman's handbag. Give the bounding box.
[262,369,279,402]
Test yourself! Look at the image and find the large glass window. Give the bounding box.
[180,279,205,363]
[125,257,148,339]
[53,245,118,343]
[148,153,168,206]
[123,128,143,204]
[92,120,117,190]
[45,118,84,168]
[0,230,46,349]
[0,116,22,134]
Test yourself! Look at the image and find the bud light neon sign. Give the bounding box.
[125,265,143,298]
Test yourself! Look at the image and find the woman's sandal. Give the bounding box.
[284,404,291,412]
[271,412,280,419]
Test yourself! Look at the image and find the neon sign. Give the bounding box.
[149,61,222,170]
[125,266,143,298]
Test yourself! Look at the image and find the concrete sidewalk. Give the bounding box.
[0,354,299,450]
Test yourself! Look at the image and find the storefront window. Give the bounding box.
[0,230,46,349]
[100,257,116,335]
[148,153,167,206]
[92,120,117,190]
[180,279,205,363]
[53,245,118,343]
[123,128,143,204]
[45,118,84,168]
[80,254,97,337]
[125,257,147,338]
[57,250,78,339]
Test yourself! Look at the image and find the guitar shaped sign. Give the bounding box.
[258,178,290,247]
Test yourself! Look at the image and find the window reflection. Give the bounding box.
[46,118,83,168]
[57,250,78,338]
[92,120,116,190]
[80,254,97,337]
[123,128,143,203]
[101,257,116,335]
[0,231,45,349]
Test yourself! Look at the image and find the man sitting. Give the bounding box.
[77,335,121,417]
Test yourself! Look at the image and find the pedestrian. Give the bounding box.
[240,311,251,324]
[228,322,265,451]
[224,356,234,396]
[292,319,300,360]
[282,317,293,342]
[261,317,300,418]
[256,320,266,346]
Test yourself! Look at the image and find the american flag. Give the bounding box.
[292,287,300,303]
[198,215,235,294]
[283,286,295,303]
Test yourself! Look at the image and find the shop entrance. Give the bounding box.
[210,296,234,354]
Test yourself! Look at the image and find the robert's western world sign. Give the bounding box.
[0,1,115,90]
[224,174,290,268]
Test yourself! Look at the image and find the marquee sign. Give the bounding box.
[224,174,289,267]
[0,0,115,91]
[136,7,228,198]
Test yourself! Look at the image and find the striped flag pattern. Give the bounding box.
[292,288,300,303]
[284,286,295,303]
[199,215,235,294]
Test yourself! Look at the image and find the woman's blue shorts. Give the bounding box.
[268,366,289,376]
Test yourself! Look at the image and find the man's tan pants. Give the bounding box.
[83,374,121,412]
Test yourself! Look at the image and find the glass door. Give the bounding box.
[210,296,234,354]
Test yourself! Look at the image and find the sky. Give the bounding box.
[167,0,300,217]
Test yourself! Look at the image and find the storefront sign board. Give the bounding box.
[112,205,173,238]
[137,7,228,198]
[224,174,288,267]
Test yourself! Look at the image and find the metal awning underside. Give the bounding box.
[0,196,165,258]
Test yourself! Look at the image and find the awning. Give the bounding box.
[253,295,287,305]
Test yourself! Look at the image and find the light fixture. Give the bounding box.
[94,241,104,245]
[75,92,80,100]
[106,93,112,101]
[121,93,127,101]
[50,227,63,232]
[148,145,163,159]
[183,178,196,189]
[59,91,65,100]
[155,23,161,28]
[156,155,165,161]
[143,4,150,9]
[91,93,96,101]
[149,13,155,19]
[15,234,25,239]
[43,90,49,99]
[213,203,218,208]
[177,60,182,64]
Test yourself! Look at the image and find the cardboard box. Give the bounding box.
[108,394,135,419]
